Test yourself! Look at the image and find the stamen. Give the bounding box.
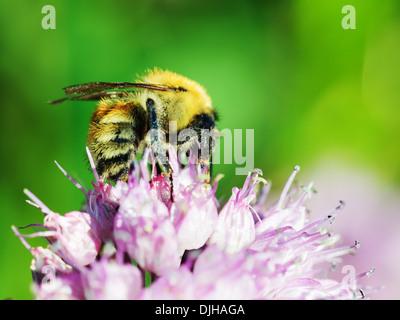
[211,173,224,186]
[366,267,375,278]
[55,160,88,198]
[354,267,375,280]
[26,200,41,210]
[86,146,100,182]
[287,213,336,238]
[289,231,331,248]
[11,226,33,253]
[236,171,265,204]
[249,206,262,223]
[294,182,315,209]
[252,168,263,176]
[276,165,300,210]
[252,176,268,186]
[331,266,377,299]
[309,241,359,258]
[255,183,271,206]
[312,200,345,225]
[24,189,53,215]
[237,172,252,201]
[17,223,46,229]
[17,230,58,238]
[302,262,336,278]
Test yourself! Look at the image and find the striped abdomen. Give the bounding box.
[87,100,147,182]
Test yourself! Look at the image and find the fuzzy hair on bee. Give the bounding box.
[50,68,219,182]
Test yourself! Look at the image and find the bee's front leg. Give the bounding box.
[146,97,172,175]
[151,138,172,175]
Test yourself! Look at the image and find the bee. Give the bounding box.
[50,68,218,182]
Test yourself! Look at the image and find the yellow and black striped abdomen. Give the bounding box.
[87,100,147,182]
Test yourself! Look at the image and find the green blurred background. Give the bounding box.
[1,0,399,299]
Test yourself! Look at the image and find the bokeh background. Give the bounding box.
[1,0,399,299]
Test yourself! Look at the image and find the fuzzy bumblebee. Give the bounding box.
[50,68,219,182]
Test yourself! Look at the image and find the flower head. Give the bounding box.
[208,169,263,254]
[56,152,120,242]
[169,149,219,252]
[14,148,375,300]
[81,257,142,300]
[16,189,102,267]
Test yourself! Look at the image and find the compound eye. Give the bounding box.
[146,98,155,109]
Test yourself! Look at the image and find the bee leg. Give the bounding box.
[151,139,171,175]
[177,113,218,180]
[206,153,214,180]
[146,98,172,175]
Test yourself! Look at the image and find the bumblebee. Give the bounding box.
[50,68,218,182]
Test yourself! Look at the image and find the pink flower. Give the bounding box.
[208,170,263,254]
[56,152,120,242]
[44,211,102,266]
[113,154,181,275]
[191,245,258,299]
[115,214,181,275]
[18,189,102,267]
[150,174,171,206]
[246,166,369,299]
[12,226,73,280]
[86,180,120,241]
[13,147,376,300]
[32,272,84,300]
[140,245,258,300]
[139,266,195,299]
[81,259,142,299]
[170,150,219,251]
[303,161,395,298]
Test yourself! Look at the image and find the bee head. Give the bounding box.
[138,68,214,131]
